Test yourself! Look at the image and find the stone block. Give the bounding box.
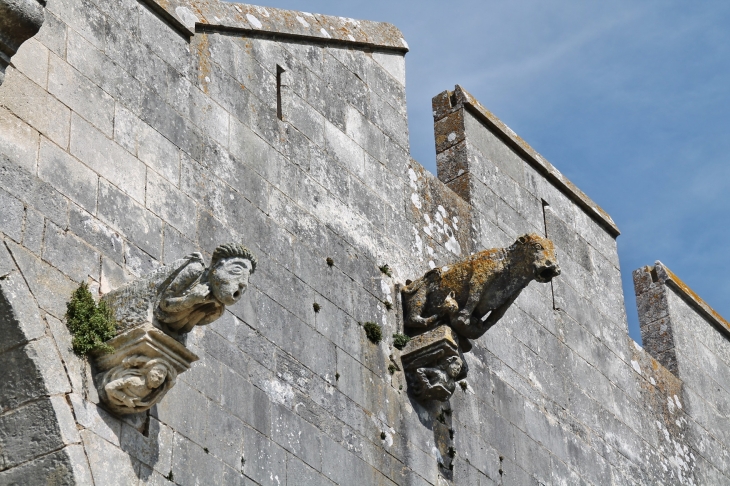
[70,114,147,203]
[103,15,168,96]
[43,221,101,283]
[170,433,229,486]
[46,314,88,394]
[120,417,173,474]
[138,5,193,80]
[287,454,336,486]
[0,447,81,485]
[205,402,246,468]
[0,188,23,243]
[271,403,323,471]
[283,91,326,148]
[203,327,249,376]
[242,426,288,486]
[27,336,72,396]
[48,53,115,136]
[198,136,270,214]
[66,30,144,113]
[372,52,406,87]
[0,269,45,353]
[100,256,134,294]
[98,179,162,258]
[0,68,71,149]
[162,224,199,264]
[82,429,140,486]
[69,393,122,446]
[324,119,366,179]
[114,103,182,185]
[152,380,209,445]
[0,398,68,469]
[6,239,76,318]
[369,90,409,151]
[39,138,99,213]
[320,435,382,486]
[47,0,106,50]
[322,52,370,119]
[221,368,271,436]
[0,155,68,228]
[146,169,196,235]
[69,204,125,264]
[22,206,44,255]
[367,57,407,117]
[36,11,67,58]
[0,106,39,174]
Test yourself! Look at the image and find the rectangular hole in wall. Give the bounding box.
[276,64,285,121]
[542,199,558,310]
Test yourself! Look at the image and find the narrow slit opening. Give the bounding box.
[542,200,558,310]
[276,64,285,121]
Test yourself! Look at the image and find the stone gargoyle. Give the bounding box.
[95,242,256,414]
[104,242,257,336]
[400,234,559,402]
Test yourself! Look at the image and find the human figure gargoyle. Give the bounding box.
[402,234,560,347]
[156,243,257,333]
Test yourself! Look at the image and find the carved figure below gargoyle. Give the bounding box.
[98,354,177,413]
[401,325,468,402]
[402,234,560,347]
[103,242,257,335]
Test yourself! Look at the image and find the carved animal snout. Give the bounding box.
[537,261,561,282]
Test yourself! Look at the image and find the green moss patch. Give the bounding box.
[392,333,410,350]
[363,321,382,344]
[66,283,116,356]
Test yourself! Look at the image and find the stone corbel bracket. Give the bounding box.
[94,243,256,414]
[401,326,467,402]
[401,233,560,402]
[95,328,198,415]
[0,0,46,84]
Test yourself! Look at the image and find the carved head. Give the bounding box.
[445,355,463,378]
[210,243,257,306]
[147,363,168,388]
[511,234,561,283]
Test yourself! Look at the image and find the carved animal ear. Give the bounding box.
[517,235,528,244]
[405,279,412,285]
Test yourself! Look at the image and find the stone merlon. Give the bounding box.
[141,0,409,51]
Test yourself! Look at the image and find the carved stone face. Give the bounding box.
[210,257,253,305]
[516,235,561,283]
[147,364,168,388]
[446,356,463,378]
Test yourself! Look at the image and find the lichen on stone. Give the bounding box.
[65,283,116,356]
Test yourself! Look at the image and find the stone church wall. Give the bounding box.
[0,0,728,484]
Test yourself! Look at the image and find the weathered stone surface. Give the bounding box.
[3,0,730,483]
[95,328,198,414]
[0,0,45,85]
[401,325,466,402]
[402,234,560,343]
[103,243,256,334]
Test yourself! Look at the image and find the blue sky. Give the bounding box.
[252,0,730,343]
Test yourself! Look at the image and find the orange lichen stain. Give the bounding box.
[194,34,212,94]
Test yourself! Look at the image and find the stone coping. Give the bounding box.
[654,261,730,336]
[452,85,620,237]
[141,0,409,52]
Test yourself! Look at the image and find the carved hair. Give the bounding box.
[211,242,257,273]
